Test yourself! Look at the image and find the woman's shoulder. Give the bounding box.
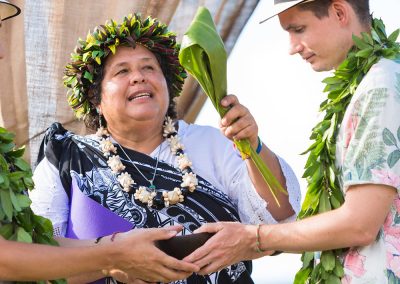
[178,120,222,138]
[177,120,232,151]
[36,122,86,165]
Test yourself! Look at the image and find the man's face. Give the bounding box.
[278,5,352,71]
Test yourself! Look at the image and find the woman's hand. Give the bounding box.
[220,95,259,149]
[110,226,199,282]
[183,222,272,275]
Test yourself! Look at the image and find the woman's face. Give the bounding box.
[99,45,169,130]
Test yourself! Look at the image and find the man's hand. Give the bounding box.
[183,222,271,275]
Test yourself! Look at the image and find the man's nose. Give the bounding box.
[288,37,303,55]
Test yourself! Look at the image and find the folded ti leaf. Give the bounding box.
[179,7,287,206]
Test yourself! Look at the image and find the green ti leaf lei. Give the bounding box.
[294,18,400,284]
[0,128,65,284]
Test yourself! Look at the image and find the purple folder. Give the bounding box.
[66,179,133,283]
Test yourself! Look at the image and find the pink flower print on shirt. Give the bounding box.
[387,254,400,278]
[394,196,400,213]
[370,169,400,188]
[344,114,359,148]
[386,233,400,255]
[384,211,400,254]
[344,249,367,277]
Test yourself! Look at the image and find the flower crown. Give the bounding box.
[64,13,187,118]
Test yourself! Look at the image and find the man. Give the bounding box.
[0,1,198,282]
[184,0,400,283]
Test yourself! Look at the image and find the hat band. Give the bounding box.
[274,0,315,4]
[274,0,298,3]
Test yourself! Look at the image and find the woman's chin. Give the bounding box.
[125,112,163,123]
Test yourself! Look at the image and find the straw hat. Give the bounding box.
[0,0,21,21]
[260,0,315,23]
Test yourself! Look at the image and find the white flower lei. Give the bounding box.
[96,117,198,208]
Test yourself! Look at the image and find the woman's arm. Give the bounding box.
[245,145,295,221]
[0,236,110,281]
[0,227,199,282]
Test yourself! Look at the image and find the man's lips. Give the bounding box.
[303,54,315,62]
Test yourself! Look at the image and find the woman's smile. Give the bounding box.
[100,45,169,126]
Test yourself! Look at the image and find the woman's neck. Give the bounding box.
[107,121,165,154]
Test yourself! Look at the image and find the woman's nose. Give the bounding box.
[130,71,146,85]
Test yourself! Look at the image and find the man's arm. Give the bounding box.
[183,184,396,274]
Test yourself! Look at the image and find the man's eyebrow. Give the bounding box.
[284,24,300,31]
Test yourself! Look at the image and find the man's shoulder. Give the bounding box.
[362,56,400,85]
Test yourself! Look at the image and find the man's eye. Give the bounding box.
[143,65,154,70]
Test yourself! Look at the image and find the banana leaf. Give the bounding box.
[179,7,287,206]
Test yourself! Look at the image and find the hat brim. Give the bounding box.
[259,0,311,23]
[0,1,21,21]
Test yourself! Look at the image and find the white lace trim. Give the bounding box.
[29,158,69,236]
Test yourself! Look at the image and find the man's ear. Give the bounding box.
[331,0,350,26]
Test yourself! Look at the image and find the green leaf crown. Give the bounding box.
[64,13,187,118]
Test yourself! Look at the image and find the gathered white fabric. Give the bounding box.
[30,121,301,236]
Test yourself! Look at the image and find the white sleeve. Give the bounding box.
[29,158,70,237]
[180,122,301,225]
[230,155,301,225]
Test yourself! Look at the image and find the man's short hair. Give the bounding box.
[299,0,371,26]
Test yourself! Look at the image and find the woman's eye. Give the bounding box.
[116,69,128,75]
[143,65,154,70]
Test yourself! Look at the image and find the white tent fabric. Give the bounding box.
[0,0,259,163]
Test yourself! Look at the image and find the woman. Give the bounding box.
[30,13,300,283]
[1,3,197,284]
